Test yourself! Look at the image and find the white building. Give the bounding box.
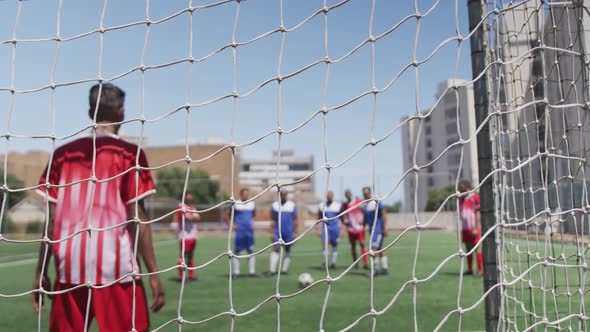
[239,149,315,203]
[401,80,478,212]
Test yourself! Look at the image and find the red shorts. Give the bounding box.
[50,281,149,332]
[180,238,197,254]
[348,230,365,243]
[462,229,481,245]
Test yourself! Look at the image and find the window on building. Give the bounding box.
[426,152,433,161]
[425,126,431,135]
[427,177,435,187]
[426,139,432,148]
[289,163,310,171]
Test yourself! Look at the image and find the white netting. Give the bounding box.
[0,0,588,331]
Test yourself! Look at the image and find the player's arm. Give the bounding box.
[380,205,388,237]
[185,207,201,222]
[224,206,231,225]
[32,202,55,313]
[132,200,166,312]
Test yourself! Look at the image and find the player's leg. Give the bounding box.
[269,230,280,275]
[329,227,339,268]
[177,240,185,280]
[348,232,359,267]
[49,283,93,332]
[185,239,197,280]
[474,230,483,275]
[462,230,474,275]
[247,234,256,276]
[358,232,369,269]
[321,226,328,268]
[282,244,292,274]
[93,281,150,332]
[233,236,244,278]
[370,232,383,275]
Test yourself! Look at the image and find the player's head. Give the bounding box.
[239,188,250,201]
[344,189,352,201]
[183,192,194,204]
[362,186,371,199]
[279,190,288,203]
[458,179,472,193]
[88,83,126,125]
[326,191,333,203]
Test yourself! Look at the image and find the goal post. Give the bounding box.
[467,1,500,331]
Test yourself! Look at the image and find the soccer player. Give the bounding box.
[318,191,342,269]
[174,192,201,281]
[458,180,483,276]
[32,83,165,332]
[342,190,368,269]
[269,190,297,275]
[225,188,257,278]
[362,187,389,275]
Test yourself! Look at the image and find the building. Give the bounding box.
[401,80,478,212]
[495,0,590,226]
[239,149,315,203]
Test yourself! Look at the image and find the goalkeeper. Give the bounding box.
[32,83,165,332]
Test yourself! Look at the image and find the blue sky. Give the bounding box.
[0,0,474,204]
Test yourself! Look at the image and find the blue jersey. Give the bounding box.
[363,201,384,234]
[231,200,255,236]
[318,201,343,231]
[271,200,297,241]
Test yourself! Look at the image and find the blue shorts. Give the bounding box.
[370,231,384,250]
[235,233,254,253]
[274,229,294,243]
[321,226,340,245]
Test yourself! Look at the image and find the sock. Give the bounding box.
[322,247,327,266]
[248,256,256,275]
[467,253,473,273]
[361,248,368,266]
[232,257,240,276]
[270,251,279,273]
[352,248,358,263]
[331,246,338,265]
[373,257,381,271]
[282,254,291,273]
[477,251,483,273]
[177,257,184,279]
[381,256,388,271]
[189,260,195,279]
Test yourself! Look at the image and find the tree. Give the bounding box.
[385,201,402,213]
[424,184,457,212]
[155,168,222,205]
[0,169,25,209]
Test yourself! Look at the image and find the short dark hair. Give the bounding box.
[88,83,125,122]
[239,188,249,195]
[362,186,371,193]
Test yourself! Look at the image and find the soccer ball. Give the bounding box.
[298,273,314,288]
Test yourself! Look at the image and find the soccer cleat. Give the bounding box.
[463,270,473,276]
[329,264,336,270]
[248,273,259,278]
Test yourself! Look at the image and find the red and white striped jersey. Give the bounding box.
[175,203,199,240]
[460,193,480,231]
[343,199,364,233]
[37,134,156,285]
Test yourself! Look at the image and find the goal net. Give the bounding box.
[0,0,589,331]
[488,0,590,330]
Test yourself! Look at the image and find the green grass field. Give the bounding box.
[0,231,491,331]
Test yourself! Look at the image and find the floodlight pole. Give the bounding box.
[467,0,501,331]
